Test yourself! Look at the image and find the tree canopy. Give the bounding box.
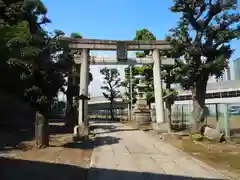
[100,67,122,102]
[0,0,68,114]
[165,0,240,131]
[100,67,122,120]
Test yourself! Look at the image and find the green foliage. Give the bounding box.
[122,28,184,106]
[134,28,156,57]
[134,28,156,41]
[166,0,240,90]
[122,29,157,105]
[163,89,178,105]
[70,32,82,39]
[166,0,239,130]
[122,65,143,103]
[100,67,122,102]
[0,0,67,114]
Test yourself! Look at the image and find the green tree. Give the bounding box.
[123,28,184,131]
[166,0,240,132]
[122,66,140,104]
[100,67,122,120]
[122,29,157,108]
[0,0,67,147]
[134,28,156,57]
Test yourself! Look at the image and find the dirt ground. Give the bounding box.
[164,135,240,179]
[0,124,93,180]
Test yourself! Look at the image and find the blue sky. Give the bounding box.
[42,0,239,97]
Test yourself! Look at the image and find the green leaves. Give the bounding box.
[100,67,122,102]
[70,32,82,39]
[122,28,184,106]
[134,28,156,41]
[134,28,156,56]
[0,0,69,114]
[166,0,240,90]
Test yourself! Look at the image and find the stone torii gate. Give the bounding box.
[60,37,174,138]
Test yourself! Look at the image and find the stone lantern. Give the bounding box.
[132,76,151,125]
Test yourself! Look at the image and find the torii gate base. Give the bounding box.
[60,38,172,139]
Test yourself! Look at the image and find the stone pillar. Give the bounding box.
[153,49,164,125]
[78,49,89,126]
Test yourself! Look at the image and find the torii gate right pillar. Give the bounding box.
[153,49,165,125]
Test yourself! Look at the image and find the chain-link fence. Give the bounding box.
[171,103,240,138]
[170,105,191,130]
[88,108,127,121]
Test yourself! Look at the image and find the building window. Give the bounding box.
[221,92,228,97]
[213,93,220,98]
[228,91,237,97]
[186,95,192,100]
[236,91,240,96]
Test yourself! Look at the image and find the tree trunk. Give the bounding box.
[35,111,49,148]
[191,77,208,132]
[166,102,172,133]
[110,101,114,121]
[128,102,131,121]
[215,104,220,130]
[65,107,78,130]
[65,74,75,129]
[165,82,172,132]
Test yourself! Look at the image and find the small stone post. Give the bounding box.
[74,94,90,141]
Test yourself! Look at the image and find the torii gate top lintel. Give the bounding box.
[59,37,170,50]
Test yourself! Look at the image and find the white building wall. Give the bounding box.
[208,68,231,83]
[175,97,240,105]
[230,58,240,80]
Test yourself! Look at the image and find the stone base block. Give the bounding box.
[152,122,170,133]
[133,109,151,125]
[73,125,89,141]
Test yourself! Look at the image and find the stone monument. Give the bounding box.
[132,78,151,125]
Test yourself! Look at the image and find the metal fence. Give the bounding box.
[88,108,127,121]
[171,103,240,138]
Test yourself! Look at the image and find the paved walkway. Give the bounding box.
[88,122,228,180]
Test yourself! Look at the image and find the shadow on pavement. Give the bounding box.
[49,123,72,135]
[89,122,139,135]
[90,118,120,123]
[0,125,34,151]
[92,128,139,135]
[0,157,225,180]
[63,136,121,150]
[89,124,117,131]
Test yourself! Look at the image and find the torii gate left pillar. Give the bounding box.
[79,49,89,126]
[74,49,89,139]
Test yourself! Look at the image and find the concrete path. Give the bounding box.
[88,122,228,180]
